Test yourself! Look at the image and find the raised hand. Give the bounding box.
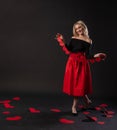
[55,33,70,55]
[94,53,107,60]
[55,33,64,40]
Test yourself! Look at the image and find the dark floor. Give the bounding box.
[0,93,116,130]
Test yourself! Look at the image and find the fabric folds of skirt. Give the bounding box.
[63,52,93,96]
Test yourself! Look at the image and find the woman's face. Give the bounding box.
[75,24,85,36]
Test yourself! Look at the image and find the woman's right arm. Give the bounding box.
[55,33,71,55]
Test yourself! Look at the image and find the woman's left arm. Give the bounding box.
[88,52,107,63]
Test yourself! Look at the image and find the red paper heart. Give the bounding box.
[6,116,22,121]
[50,108,61,112]
[59,118,74,124]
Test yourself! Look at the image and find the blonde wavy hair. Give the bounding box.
[73,20,89,37]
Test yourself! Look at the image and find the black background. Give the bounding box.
[0,0,116,98]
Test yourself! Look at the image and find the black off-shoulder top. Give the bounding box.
[65,38,94,59]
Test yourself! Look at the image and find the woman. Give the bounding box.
[55,20,106,115]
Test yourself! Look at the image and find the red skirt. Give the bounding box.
[63,52,93,96]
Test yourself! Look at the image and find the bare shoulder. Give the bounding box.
[89,38,92,44]
[86,37,92,44]
[71,36,92,44]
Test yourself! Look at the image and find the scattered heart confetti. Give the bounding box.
[97,121,105,125]
[0,97,115,126]
[29,107,40,113]
[106,115,113,118]
[91,116,98,121]
[86,115,98,121]
[4,103,15,108]
[95,107,101,111]
[12,97,21,101]
[99,104,108,107]
[50,108,61,112]
[83,111,90,115]
[6,116,22,121]
[59,118,74,124]
[0,100,11,104]
[2,111,11,114]
[106,111,115,115]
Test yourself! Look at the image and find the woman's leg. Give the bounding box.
[83,94,92,108]
[72,96,78,114]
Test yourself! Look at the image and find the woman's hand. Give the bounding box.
[55,33,64,40]
[94,53,107,60]
[55,33,70,54]
[55,33,65,46]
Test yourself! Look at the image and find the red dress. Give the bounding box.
[56,37,101,96]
